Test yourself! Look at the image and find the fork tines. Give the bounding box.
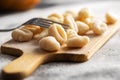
[23,18,68,29]
[0,18,68,32]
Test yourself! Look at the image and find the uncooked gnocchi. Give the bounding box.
[22,25,41,35]
[91,20,108,35]
[12,28,33,42]
[11,8,115,52]
[82,17,95,29]
[48,17,61,22]
[39,36,60,51]
[48,13,64,23]
[67,36,90,48]
[66,29,90,48]
[66,29,78,38]
[64,15,78,33]
[76,21,89,35]
[106,12,117,24]
[48,24,67,45]
[77,8,93,21]
[36,28,48,40]
[63,10,77,18]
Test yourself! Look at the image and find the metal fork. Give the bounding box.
[0,18,68,32]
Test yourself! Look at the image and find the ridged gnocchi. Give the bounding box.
[12,28,33,42]
[63,10,77,18]
[48,13,64,23]
[22,25,41,35]
[66,29,78,38]
[66,29,90,48]
[36,28,48,40]
[48,24,67,45]
[64,15,78,33]
[39,36,60,51]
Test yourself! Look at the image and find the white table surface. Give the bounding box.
[0,1,120,80]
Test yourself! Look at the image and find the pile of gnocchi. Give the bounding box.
[11,8,117,52]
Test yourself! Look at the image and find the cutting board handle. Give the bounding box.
[2,53,47,80]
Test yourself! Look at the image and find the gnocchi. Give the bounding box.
[63,10,77,18]
[10,8,114,52]
[12,28,33,42]
[76,21,89,35]
[67,36,89,48]
[48,17,61,22]
[66,29,78,38]
[64,15,78,32]
[48,13,64,23]
[48,24,67,45]
[22,25,41,35]
[82,17,95,29]
[39,36,60,51]
[36,28,48,40]
[77,8,93,21]
[91,20,108,35]
[106,12,117,24]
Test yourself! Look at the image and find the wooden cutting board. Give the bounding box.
[1,21,120,80]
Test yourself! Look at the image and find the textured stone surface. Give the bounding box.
[0,1,120,80]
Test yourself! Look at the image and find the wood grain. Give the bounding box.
[1,21,120,80]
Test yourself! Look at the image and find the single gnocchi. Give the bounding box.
[82,17,95,29]
[48,17,61,22]
[39,36,60,51]
[12,28,33,42]
[67,36,90,48]
[77,8,93,21]
[36,28,48,40]
[22,25,41,35]
[106,12,117,24]
[48,24,67,45]
[63,10,77,18]
[48,13,64,23]
[66,29,78,38]
[76,21,89,35]
[91,20,108,35]
[64,15,78,32]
